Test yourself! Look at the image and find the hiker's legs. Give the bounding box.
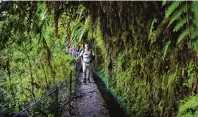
[83,62,91,83]
[82,62,87,83]
[87,63,93,82]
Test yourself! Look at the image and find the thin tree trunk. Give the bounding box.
[26,54,35,99]
[6,58,16,103]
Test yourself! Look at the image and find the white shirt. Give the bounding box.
[79,49,94,63]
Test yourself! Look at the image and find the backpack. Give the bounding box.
[81,49,94,63]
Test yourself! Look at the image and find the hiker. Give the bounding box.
[76,45,82,71]
[78,44,85,72]
[70,45,73,56]
[76,43,94,83]
[76,45,80,56]
[65,45,70,55]
[73,46,78,57]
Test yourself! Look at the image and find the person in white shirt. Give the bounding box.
[76,43,94,83]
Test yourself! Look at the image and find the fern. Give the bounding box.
[193,39,198,54]
[191,2,198,54]
[72,27,84,43]
[162,0,167,7]
[177,27,189,44]
[191,2,198,28]
[148,18,157,42]
[168,4,186,26]
[183,61,196,88]
[177,95,198,117]
[76,5,85,21]
[165,1,198,55]
[79,16,91,42]
[173,15,188,32]
[191,28,198,39]
[165,1,182,18]
[70,15,91,44]
[163,40,171,60]
[167,71,177,89]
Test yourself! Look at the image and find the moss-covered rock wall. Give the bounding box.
[82,1,198,117]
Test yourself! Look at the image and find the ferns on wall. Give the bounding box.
[177,95,198,117]
[165,1,198,54]
[87,1,198,117]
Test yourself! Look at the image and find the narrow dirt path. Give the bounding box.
[63,72,109,117]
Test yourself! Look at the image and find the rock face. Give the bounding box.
[63,72,109,117]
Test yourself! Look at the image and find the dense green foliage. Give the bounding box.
[81,1,198,117]
[165,1,198,53]
[1,1,198,117]
[0,2,75,116]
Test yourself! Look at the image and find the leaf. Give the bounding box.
[11,108,19,113]
[163,40,171,60]
[165,1,182,18]
[173,15,187,32]
[162,0,167,7]
[193,39,198,54]
[167,72,177,89]
[191,28,198,39]
[177,95,198,117]
[191,2,198,27]
[148,18,157,40]
[177,28,189,45]
[168,5,186,26]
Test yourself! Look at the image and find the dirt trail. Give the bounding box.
[63,72,109,117]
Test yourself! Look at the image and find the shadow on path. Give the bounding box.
[93,73,126,117]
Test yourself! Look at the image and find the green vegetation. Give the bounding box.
[1,1,198,117]
[0,2,75,116]
[86,1,198,117]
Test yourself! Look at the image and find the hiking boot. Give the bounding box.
[83,78,86,83]
[88,78,91,83]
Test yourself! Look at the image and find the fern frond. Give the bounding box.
[167,72,177,89]
[72,27,83,40]
[191,2,198,28]
[71,23,83,33]
[168,5,186,26]
[77,6,85,21]
[163,40,171,60]
[148,18,157,40]
[165,1,182,18]
[177,27,189,45]
[193,39,198,54]
[173,15,187,32]
[71,23,83,37]
[83,16,91,33]
[177,95,198,117]
[79,16,91,42]
[190,27,198,39]
[162,0,167,7]
[184,61,196,88]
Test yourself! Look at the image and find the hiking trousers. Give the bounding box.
[82,62,93,79]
